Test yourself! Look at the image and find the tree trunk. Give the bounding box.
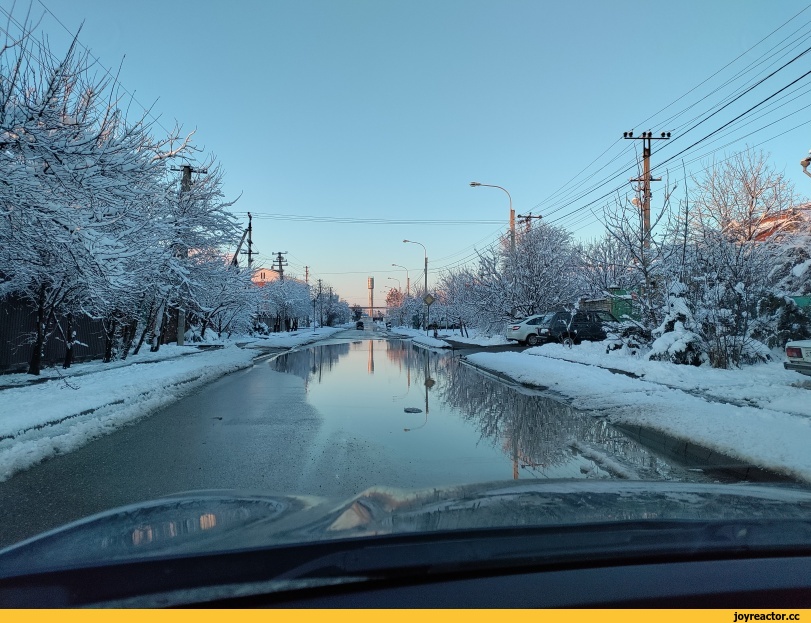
[103,317,117,363]
[120,319,138,360]
[133,302,156,356]
[27,287,47,376]
[62,313,74,369]
[150,300,166,352]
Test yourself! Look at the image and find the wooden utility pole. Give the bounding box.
[623,131,670,248]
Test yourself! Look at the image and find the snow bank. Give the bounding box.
[527,341,809,417]
[389,327,451,348]
[0,345,257,482]
[465,350,811,483]
[240,327,344,350]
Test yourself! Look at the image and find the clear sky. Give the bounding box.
[5,0,811,305]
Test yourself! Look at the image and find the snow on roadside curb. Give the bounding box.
[0,346,257,481]
[389,327,451,348]
[526,341,810,417]
[465,351,811,484]
[240,327,344,351]
[0,329,347,481]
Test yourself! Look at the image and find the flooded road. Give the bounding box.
[270,338,709,485]
[0,334,734,547]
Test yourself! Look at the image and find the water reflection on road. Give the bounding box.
[270,339,709,486]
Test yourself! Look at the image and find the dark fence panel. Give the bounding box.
[0,295,107,373]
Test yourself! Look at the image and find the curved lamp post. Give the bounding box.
[470,181,514,252]
[403,239,428,332]
[391,263,410,295]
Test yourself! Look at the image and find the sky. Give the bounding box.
[4,0,811,305]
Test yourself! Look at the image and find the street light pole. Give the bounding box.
[403,239,428,330]
[391,263,410,295]
[470,182,514,253]
[403,240,427,294]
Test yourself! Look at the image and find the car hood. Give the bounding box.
[3,479,811,577]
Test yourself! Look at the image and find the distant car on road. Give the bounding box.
[536,310,618,346]
[505,314,554,345]
[784,339,811,376]
[356,321,364,330]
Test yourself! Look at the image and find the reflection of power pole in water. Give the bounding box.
[367,340,374,374]
[513,434,519,480]
[404,352,432,432]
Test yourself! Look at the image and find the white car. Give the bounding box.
[505,313,553,345]
[784,339,811,376]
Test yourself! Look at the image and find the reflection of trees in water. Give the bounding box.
[273,340,680,479]
[435,358,680,478]
[436,359,579,470]
[270,343,351,383]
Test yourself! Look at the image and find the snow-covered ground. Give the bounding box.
[0,328,343,481]
[388,326,451,348]
[465,344,811,483]
[388,326,510,348]
[5,322,810,486]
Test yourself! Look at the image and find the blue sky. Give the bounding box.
[7,0,811,305]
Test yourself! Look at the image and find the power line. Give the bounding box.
[235,212,502,226]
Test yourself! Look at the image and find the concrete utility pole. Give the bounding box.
[517,213,542,233]
[247,212,253,268]
[623,131,670,248]
[170,163,206,346]
[305,266,309,284]
[317,279,323,327]
[272,251,288,280]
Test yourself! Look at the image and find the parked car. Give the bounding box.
[784,339,811,376]
[356,321,364,330]
[536,310,618,346]
[505,313,555,345]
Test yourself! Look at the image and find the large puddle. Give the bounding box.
[269,339,721,486]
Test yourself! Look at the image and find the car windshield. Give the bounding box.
[2,0,811,607]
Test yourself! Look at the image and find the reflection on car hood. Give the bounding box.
[3,479,811,576]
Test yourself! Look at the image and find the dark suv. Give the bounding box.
[536,310,617,345]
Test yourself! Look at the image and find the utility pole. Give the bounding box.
[247,212,253,268]
[272,251,288,281]
[170,163,206,347]
[317,279,323,327]
[516,213,542,233]
[305,266,309,284]
[623,130,670,248]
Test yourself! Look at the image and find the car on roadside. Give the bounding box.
[784,339,811,376]
[356,320,364,330]
[505,313,554,345]
[536,310,618,346]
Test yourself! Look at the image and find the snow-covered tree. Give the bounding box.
[682,150,798,367]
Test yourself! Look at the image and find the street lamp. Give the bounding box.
[387,276,401,290]
[403,240,427,295]
[391,263,410,295]
[403,239,428,332]
[470,181,515,252]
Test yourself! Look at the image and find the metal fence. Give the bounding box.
[0,295,108,373]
